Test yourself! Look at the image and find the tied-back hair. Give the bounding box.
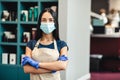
[35,8,60,41]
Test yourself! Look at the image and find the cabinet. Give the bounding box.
[0,0,58,80]
[90,33,120,56]
[90,33,120,72]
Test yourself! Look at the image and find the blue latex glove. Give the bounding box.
[22,56,29,66]
[58,55,68,61]
[22,56,39,69]
[51,55,68,73]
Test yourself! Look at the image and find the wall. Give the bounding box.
[91,0,120,14]
[59,0,91,80]
[91,0,109,14]
[109,0,120,10]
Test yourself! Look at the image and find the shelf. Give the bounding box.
[91,32,120,38]
[0,21,18,24]
[0,42,17,46]
[19,43,27,46]
[20,21,37,24]
[20,0,38,2]
[0,0,58,80]
[0,0,18,2]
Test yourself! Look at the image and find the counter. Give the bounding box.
[90,33,120,56]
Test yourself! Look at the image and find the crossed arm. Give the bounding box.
[23,46,68,74]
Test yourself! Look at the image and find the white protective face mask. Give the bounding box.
[40,22,56,34]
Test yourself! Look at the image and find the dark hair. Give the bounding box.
[35,8,60,40]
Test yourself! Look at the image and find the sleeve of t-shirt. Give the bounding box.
[26,40,37,50]
[59,40,69,51]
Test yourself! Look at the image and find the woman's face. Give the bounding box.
[40,11,56,34]
[41,12,54,23]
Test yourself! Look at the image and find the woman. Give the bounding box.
[22,8,69,80]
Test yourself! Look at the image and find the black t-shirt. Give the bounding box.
[26,40,68,53]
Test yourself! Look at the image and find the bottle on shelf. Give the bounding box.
[31,28,37,40]
[28,7,33,21]
[1,10,9,21]
[11,11,15,21]
[23,32,30,42]
[21,10,28,21]
[23,34,28,43]
[9,11,12,21]
[2,32,7,42]
[2,53,8,64]
[2,31,11,42]
[34,6,38,21]
[2,31,16,42]
[21,12,26,21]
[8,34,16,42]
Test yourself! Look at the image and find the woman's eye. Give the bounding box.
[49,19,52,22]
[41,18,54,22]
[41,19,47,22]
[49,19,54,22]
